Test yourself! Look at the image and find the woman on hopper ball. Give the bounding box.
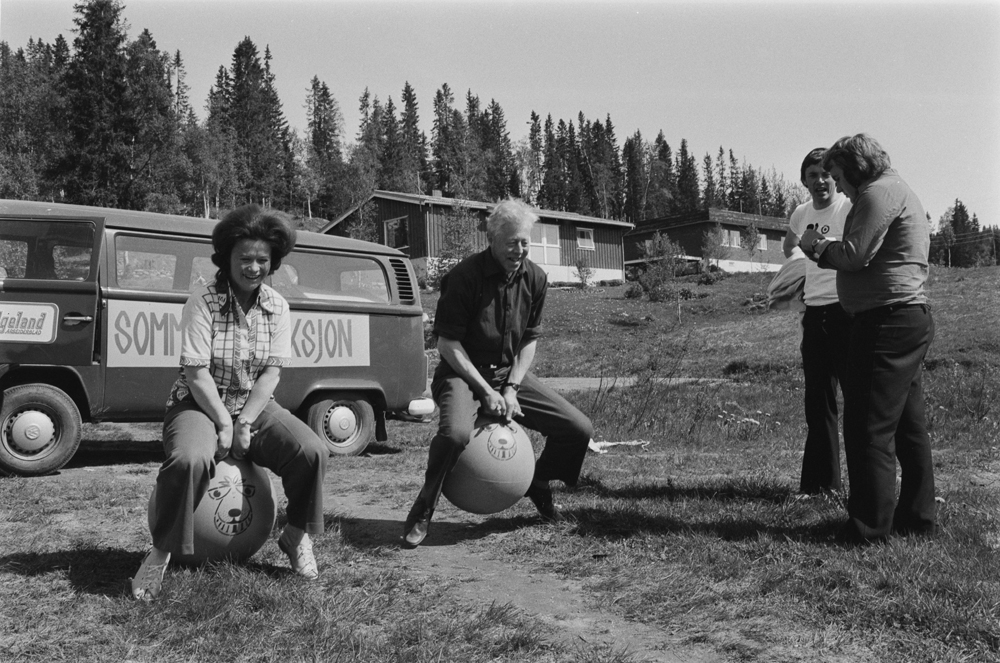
[799,134,936,544]
[131,204,327,601]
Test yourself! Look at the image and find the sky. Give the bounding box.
[2,0,999,227]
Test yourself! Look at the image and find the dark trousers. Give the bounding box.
[153,400,327,555]
[411,366,593,520]
[799,303,851,493]
[843,304,936,540]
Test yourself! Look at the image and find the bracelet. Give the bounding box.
[502,382,521,392]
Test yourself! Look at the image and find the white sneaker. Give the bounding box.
[131,550,170,601]
[278,533,318,580]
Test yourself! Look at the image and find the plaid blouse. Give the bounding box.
[166,281,291,415]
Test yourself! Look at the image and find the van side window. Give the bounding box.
[0,220,95,280]
[0,238,27,278]
[115,234,212,291]
[272,252,390,304]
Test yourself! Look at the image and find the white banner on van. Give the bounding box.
[289,312,370,367]
[107,300,371,368]
[108,301,184,367]
[0,302,58,344]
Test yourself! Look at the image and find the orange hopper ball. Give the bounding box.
[147,457,276,565]
[442,415,535,515]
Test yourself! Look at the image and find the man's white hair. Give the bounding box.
[486,198,538,240]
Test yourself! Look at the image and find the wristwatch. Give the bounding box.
[811,237,822,249]
[502,382,521,392]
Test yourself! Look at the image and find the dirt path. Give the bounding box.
[322,468,723,663]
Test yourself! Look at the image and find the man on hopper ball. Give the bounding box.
[402,198,593,548]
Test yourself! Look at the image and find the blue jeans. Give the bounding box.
[152,400,327,555]
[843,304,936,539]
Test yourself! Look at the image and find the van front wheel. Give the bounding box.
[0,384,82,477]
[306,393,375,456]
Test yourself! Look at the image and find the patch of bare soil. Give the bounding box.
[322,466,723,663]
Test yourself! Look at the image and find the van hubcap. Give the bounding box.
[5,409,56,454]
[324,405,358,444]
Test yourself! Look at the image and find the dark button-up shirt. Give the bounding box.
[817,169,929,314]
[433,248,547,368]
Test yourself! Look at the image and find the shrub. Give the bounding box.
[573,255,595,288]
[425,257,461,291]
[624,282,644,299]
[698,270,724,286]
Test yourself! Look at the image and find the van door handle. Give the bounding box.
[63,314,94,325]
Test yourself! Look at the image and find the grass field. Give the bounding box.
[1,267,998,662]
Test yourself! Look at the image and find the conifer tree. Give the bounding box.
[481,98,515,200]
[379,96,408,192]
[399,81,428,193]
[58,0,133,207]
[516,110,543,203]
[122,28,181,211]
[537,114,561,210]
[622,130,648,223]
[304,76,344,218]
[701,153,716,211]
[674,139,700,212]
[728,150,741,211]
[714,147,728,209]
[431,83,460,195]
[645,131,675,218]
[0,37,69,199]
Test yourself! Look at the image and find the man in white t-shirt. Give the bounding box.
[783,148,852,494]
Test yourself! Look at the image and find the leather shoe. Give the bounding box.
[403,498,432,548]
[525,482,562,522]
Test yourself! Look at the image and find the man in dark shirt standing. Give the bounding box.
[403,198,593,548]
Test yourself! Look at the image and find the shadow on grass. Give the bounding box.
[567,507,843,545]
[577,475,801,504]
[65,446,164,469]
[568,476,847,545]
[337,513,538,550]
[0,546,308,599]
[359,441,403,456]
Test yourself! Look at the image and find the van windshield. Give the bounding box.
[271,251,390,304]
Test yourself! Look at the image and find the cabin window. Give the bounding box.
[529,223,560,265]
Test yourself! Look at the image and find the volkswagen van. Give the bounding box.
[0,200,433,476]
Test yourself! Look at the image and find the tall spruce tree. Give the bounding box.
[645,131,675,218]
[622,130,648,223]
[399,81,428,193]
[304,76,344,218]
[537,114,561,210]
[517,110,543,203]
[713,147,728,208]
[58,0,133,207]
[674,139,700,212]
[122,28,180,211]
[0,37,69,199]
[701,153,716,211]
[482,98,515,200]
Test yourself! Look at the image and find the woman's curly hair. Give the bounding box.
[211,204,297,289]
